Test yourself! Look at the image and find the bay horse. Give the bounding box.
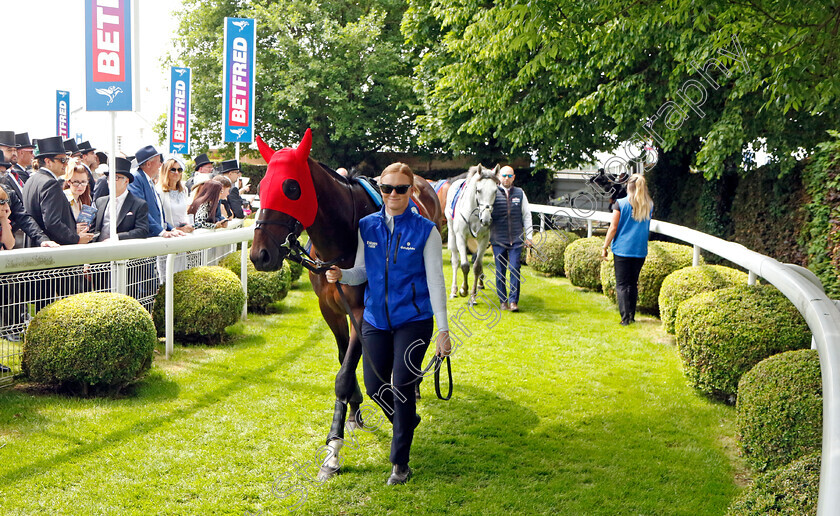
[249,129,443,480]
[446,164,499,303]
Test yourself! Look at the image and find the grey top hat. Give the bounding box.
[0,131,16,147]
[35,136,69,158]
[15,132,34,149]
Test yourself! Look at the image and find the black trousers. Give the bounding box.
[614,255,645,324]
[361,317,433,466]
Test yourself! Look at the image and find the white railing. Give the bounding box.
[531,203,840,515]
[0,226,255,379]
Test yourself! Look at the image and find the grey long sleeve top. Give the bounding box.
[339,212,449,332]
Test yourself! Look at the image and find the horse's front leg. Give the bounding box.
[469,236,489,305]
[456,231,470,297]
[447,220,460,298]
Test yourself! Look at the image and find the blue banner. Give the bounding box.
[222,17,256,143]
[169,67,191,154]
[84,0,133,111]
[56,90,70,138]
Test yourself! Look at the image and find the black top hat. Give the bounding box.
[0,156,10,169]
[218,159,241,174]
[96,151,108,164]
[114,157,134,182]
[15,132,35,149]
[135,145,162,166]
[0,131,15,147]
[78,141,96,153]
[35,136,69,158]
[193,153,213,170]
[63,138,81,155]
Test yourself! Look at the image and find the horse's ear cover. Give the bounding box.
[256,128,318,228]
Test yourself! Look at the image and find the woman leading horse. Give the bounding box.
[249,129,444,481]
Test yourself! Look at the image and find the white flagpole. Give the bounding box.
[108,112,118,242]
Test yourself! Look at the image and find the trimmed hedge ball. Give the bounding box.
[600,241,700,314]
[659,265,748,334]
[526,230,580,276]
[675,284,811,400]
[220,251,291,312]
[152,266,245,341]
[22,292,155,392]
[288,259,303,284]
[737,349,822,471]
[564,236,604,290]
[725,452,819,516]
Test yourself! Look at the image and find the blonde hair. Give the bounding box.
[161,159,186,193]
[626,174,653,222]
[380,162,415,184]
[0,186,8,202]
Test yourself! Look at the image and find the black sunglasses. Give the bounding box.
[169,167,183,173]
[0,199,8,205]
[380,184,411,195]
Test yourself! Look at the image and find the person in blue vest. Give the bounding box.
[128,145,186,239]
[325,162,451,485]
[602,174,654,325]
[490,165,533,312]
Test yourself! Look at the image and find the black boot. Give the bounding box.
[387,463,412,485]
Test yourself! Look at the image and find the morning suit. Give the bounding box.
[0,180,49,247]
[128,170,172,236]
[92,175,109,201]
[92,192,149,241]
[11,164,30,184]
[222,185,245,219]
[21,169,80,245]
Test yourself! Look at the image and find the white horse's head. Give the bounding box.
[468,164,500,227]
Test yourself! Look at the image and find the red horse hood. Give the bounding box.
[256,128,318,228]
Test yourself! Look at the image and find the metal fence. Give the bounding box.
[0,228,253,387]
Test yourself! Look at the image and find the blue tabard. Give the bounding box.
[359,205,436,330]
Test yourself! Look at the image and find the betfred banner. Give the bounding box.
[84,0,133,111]
[169,67,191,154]
[56,91,70,139]
[222,17,256,143]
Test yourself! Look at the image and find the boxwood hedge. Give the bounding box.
[526,230,579,276]
[220,250,291,312]
[737,349,822,471]
[152,266,245,342]
[601,241,700,314]
[659,265,748,334]
[563,236,604,290]
[675,284,811,400]
[726,452,819,516]
[22,292,156,393]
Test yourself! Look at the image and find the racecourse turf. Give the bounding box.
[0,254,746,515]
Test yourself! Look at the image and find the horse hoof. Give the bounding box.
[347,410,364,431]
[459,289,467,297]
[468,297,476,306]
[318,466,341,482]
[450,293,458,299]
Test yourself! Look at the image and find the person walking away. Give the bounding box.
[326,162,451,485]
[601,174,653,326]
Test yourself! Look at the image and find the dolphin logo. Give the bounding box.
[95,86,123,106]
[232,20,249,31]
[230,128,247,138]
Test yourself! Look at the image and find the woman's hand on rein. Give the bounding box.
[325,265,342,284]
[436,331,452,357]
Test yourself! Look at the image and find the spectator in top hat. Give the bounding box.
[0,187,14,251]
[217,159,245,219]
[0,131,18,178]
[92,157,149,241]
[0,158,57,249]
[128,145,185,238]
[92,151,110,200]
[77,141,98,184]
[14,132,35,184]
[186,153,213,191]
[22,136,94,245]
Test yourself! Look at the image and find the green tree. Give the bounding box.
[164,0,422,168]
[403,0,840,177]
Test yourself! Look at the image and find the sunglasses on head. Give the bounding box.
[380,184,411,195]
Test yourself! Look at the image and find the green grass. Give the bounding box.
[0,255,747,515]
